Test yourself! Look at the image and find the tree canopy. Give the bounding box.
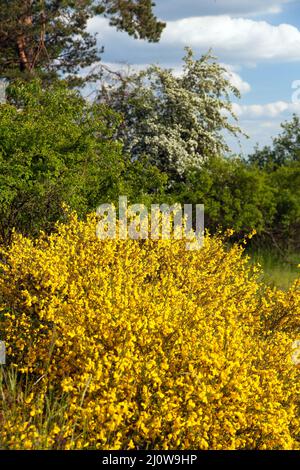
[0,0,165,84]
[249,114,300,170]
[98,49,242,179]
[0,79,125,240]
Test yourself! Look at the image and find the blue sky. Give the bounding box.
[87,0,300,155]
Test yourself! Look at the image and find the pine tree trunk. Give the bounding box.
[16,0,33,72]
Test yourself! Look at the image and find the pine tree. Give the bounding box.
[0,0,165,84]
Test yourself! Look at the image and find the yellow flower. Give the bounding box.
[0,212,299,450]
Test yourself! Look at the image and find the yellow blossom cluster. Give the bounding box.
[0,213,300,449]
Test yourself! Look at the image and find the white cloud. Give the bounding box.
[232,100,300,118]
[88,15,300,66]
[162,16,300,64]
[228,99,300,154]
[222,64,251,94]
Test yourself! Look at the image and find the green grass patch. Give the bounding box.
[247,248,300,291]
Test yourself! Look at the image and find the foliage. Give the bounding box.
[171,156,276,236]
[249,115,300,170]
[0,79,125,241]
[0,214,300,449]
[1,76,299,253]
[247,115,300,250]
[102,0,165,41]
[98,49,242,178]
[0,0,165,84]
[169,149,300,252]
[268,163,300,250]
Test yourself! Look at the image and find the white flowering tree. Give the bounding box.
[98,48,242,179]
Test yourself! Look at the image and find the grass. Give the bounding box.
[0,365,73,449]
[247,247,300,291]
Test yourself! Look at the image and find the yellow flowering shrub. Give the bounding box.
[0,213,300,449]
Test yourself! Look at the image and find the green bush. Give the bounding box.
[0,79,125,240]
